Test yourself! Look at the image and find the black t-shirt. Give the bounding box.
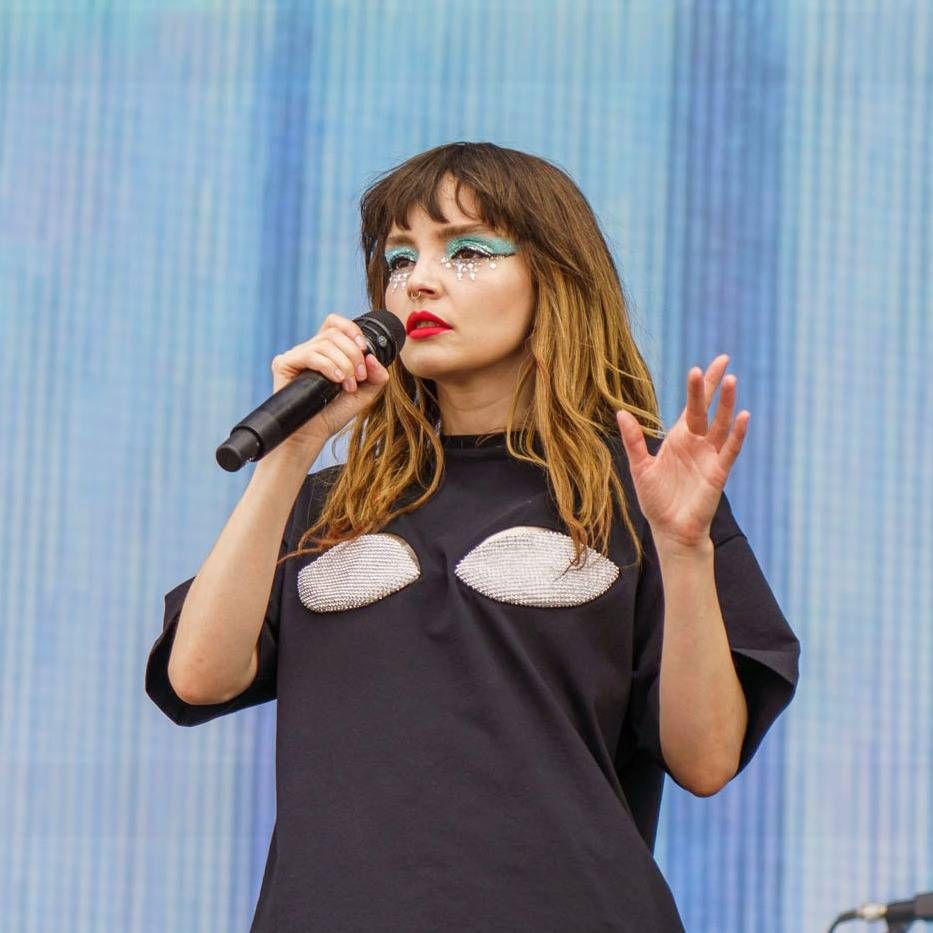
[146,431,799,932]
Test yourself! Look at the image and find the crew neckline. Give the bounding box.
[438,430,543,460]
[440,431,512,449]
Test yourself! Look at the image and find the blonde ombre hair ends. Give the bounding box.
[282,142,664,569]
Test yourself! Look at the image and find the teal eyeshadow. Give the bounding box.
[384,246,417,265]
[445,236,517,257]
[384,236,518,266]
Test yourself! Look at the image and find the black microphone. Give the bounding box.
[829,892,933,930]
[215,308,406,472]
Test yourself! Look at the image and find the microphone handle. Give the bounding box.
[215,308,402,472]
[216,372,342,472]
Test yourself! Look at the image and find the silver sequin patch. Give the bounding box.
[454,526,620,607]
[297,533,421,613]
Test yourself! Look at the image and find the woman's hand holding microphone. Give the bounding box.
[267,313,392,463]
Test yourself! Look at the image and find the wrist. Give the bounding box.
[252,445,316,484]
[651,529,714,562]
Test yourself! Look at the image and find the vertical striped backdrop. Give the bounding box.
[1,2,929,930]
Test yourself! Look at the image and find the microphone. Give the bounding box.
[829,892,933,930]
[215,308,406,472]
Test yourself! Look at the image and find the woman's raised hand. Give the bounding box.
[615,355,750,551]
[270,313,392,456]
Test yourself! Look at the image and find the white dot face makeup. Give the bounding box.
[385,235,518,291]
[381,175,537,436]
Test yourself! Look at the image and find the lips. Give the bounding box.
[406,310,452,334]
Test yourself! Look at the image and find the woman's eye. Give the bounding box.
[451,246,489,261]
[387,255,414,271]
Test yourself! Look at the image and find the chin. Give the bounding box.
[405,365,448,384]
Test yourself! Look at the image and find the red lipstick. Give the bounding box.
[405,311,452,335]
[406,310,452,336]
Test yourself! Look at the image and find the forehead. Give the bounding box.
[385,221,495,248]
[385,177,495,246]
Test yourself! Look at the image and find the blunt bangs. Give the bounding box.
[361,143,524,263]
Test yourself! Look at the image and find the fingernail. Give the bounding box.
[354,336,367,350]
[334,369,344,380]
[356,364,366,379]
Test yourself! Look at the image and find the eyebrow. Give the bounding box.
[384,223,494,248]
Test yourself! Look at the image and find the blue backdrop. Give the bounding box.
[1,2,930,931]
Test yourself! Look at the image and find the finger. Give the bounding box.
[707,374,737,450]
[272,348,344,381]
[326,328,369,382]
[363,352,390,384]
[718,410,750,473]
[324,314,370,355]
[703,354,730,408]
[305,348,356,385]
[684,367,708,435]
[616,410,652,473]
[313,338,357,382]
[271,349,351,394]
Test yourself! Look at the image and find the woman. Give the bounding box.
[146,142,800,931]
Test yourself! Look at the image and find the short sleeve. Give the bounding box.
[144,465,340,727]
[626,489,800,780]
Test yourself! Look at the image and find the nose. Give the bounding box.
[403,255,442,298]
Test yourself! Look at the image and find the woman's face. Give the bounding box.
[383,176,535,398]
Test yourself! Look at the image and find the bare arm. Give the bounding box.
[165,312,392,706]
[617,354,754,797]
[656,537,747,796]
[167,440,324,705]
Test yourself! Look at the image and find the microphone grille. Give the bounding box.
[355,308,407,365]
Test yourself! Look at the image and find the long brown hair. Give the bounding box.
[281,142,663,570]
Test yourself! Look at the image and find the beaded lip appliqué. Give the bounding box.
[453,526,620,607]
[296,526,620,613]
[297,533,420,613]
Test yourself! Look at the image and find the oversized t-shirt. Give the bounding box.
[145,430,800,932]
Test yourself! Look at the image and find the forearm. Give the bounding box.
[655,536,748,796]
[168,443,321,703]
